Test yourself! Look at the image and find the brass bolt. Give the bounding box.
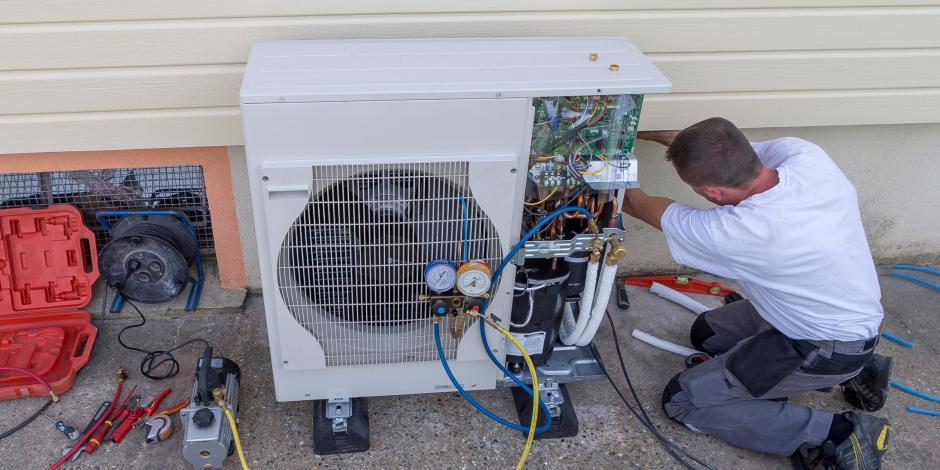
[609,64,620,72]
[589,53,598,61]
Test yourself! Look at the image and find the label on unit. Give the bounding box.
[505,331,546,356]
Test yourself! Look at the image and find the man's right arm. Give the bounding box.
[636,130,680,147]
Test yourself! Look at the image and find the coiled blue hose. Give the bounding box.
[434,205,594,433]
[433,323,551,433]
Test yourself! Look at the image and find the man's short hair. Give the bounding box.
[665,117,762,188]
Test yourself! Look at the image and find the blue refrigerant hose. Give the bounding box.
[433,323,551,433]
[477,207,594,420]
[435,205,594,433]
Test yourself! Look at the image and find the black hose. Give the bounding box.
[0,398,53,441]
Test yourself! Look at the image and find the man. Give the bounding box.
[622,117,892,469]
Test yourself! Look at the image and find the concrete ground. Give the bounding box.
[2,269,938,469]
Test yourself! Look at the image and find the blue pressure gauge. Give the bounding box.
[424,259,457,293]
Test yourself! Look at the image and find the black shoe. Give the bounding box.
[842,354,893,412]
[822,412,889,470]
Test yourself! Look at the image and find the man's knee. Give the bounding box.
[661,373,684,421]
[690,314,716,353]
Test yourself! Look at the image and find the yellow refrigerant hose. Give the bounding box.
[474,313,541,470]
[214,390,250,470]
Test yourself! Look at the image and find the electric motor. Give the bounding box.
[179,356,241,470]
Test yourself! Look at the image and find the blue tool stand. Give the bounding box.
[95,210,205,312]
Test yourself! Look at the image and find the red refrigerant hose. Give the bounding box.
[47,369,126,470]
[0,366,60,442]
[0,366,59,400]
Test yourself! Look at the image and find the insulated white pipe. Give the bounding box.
[573,263,619,346]
[650,282,710,315]
[559,259,600,345]
[631,329,700,357]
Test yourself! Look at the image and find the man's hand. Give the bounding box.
[622,189,675,231]
[637,130,680,147]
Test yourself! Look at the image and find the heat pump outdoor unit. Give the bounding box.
[240,37,669,449]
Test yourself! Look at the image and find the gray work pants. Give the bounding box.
[662,300,875,456]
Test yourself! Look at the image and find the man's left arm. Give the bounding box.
[622,188,675,231]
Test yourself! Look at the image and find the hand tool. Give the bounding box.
[86,388,140,454]
[111,387,172,444]
[141,397,189,445]
[50,369,127,470]
[103,395,141,442]
[623,275,738,299]
[40,413,79,441]
[68,400,112,462]
[144,415,174,444]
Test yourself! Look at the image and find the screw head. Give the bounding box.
[609,64,620,72]
[589,53,598,61]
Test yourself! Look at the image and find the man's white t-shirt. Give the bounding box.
[660,137,883,341]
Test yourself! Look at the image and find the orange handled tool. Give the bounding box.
[111,387,172,444]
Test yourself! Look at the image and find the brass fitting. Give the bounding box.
[212,388,227,406]
[587,218,599,235]
[606,237,626,265]
[589,238,603,263]
[49,390,60,403]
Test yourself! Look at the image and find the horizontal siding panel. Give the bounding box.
[3,50,938,115]
[2,89,939,154]
[3,9,940,71]
[656,49,940,93]
[6,2,940,24]
[643,88,940,129]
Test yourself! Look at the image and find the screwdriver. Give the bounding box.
[39,412,79,441]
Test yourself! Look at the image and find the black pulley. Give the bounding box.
[98,215,198,304]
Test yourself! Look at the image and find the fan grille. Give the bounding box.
[277,161,502,366]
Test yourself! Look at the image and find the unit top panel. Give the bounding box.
[240,37,671,104]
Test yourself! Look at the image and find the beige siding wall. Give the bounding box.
[1,2,940,153]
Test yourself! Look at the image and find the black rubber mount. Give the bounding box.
[312,397,370,455]
[510,383,579,440]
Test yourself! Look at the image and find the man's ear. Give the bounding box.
[699,185,724,204]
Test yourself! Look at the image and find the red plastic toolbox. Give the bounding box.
[0,205,99,400]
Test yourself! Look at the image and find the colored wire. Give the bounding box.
[890,381,940,403]
[433,322,550,434]
[578,155,609,176]
[523,186,558,206]
[459,195,470,261]
[880,331,914,348]
[222,405,250,470]
[598,311,716,470]
[907,407,940,417]
[893,264,940,277]
[889,272,940,294]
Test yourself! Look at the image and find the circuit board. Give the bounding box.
[527,94,643,196]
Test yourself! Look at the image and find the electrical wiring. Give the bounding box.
[117,296,212,380]
[598,311,716,470]
[523,186,558,206]
[0,366,58,442]
[578,154,609,176]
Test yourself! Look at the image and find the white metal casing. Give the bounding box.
[240,37,670,401]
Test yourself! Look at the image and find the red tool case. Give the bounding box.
[0,205,99,400]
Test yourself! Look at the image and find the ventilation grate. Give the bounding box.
[0,166,214,255]
[277,161,502,367]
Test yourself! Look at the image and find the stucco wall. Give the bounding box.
[231,123,939,289]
